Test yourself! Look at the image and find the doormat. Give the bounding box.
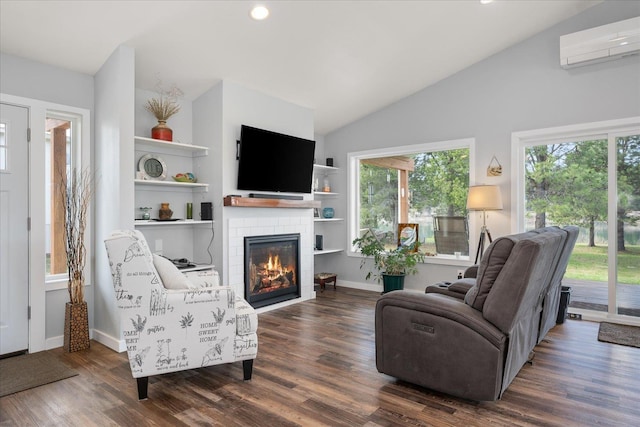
[597,322,640,349]
[0,351,78,397]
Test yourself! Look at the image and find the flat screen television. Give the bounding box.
[237,125,316,194]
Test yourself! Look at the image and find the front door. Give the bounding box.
[0,103,30,355]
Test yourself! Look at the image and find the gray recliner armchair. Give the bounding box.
[376,231,564,401]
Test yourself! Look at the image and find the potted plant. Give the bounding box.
[61,167,94,352]
[352,230,425,294]
[145,80,183,142]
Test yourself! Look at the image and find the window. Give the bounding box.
[45,112,82,277]
[349,138,473,258]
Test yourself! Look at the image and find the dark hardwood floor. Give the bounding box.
[1,287,639,426]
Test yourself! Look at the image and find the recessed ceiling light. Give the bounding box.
[250,5,269,21]
[480,0,494,4]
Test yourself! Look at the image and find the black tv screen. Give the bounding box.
[237,125,316,194]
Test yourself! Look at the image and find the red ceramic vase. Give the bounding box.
[151,120,173,141]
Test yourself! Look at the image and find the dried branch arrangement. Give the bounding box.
[61,168,94,304]
[145,80,184,122]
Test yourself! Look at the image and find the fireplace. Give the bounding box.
[244,233,301,308]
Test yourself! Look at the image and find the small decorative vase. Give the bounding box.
[159,202,173,220]
[322,207,335,219]
[151,120,173,142]
[140,207,151,220]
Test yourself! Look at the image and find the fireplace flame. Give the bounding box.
[267,255,280,271]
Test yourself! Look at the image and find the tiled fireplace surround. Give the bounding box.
[227,212,315,311]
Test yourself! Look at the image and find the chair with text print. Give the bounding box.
[104,229,258,399]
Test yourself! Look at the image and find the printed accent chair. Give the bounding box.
[104,230,258,400]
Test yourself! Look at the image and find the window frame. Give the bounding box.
[347,137,476,262]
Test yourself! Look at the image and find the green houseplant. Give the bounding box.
[352,230,425,294]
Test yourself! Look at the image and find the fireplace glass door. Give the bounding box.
[244,234,301,308]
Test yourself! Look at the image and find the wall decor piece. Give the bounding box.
[398,223,419,252]
[487,155,503,177]
[138,154,167,180]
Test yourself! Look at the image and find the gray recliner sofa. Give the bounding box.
[375,230,565,401]
[426,226,578,343]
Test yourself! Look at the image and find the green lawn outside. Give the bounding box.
[565,244,640,284]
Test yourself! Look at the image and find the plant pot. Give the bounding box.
[64,301,90,352]
[382,273,405,294]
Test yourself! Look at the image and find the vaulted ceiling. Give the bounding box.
[0,1,601,134]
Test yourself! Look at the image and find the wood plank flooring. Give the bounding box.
[1,287,639,426]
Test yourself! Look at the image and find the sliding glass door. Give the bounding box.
[516,120,639,321]
[614,134,639,317]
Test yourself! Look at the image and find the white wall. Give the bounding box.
[93,45,136,350]
[323,1,640,292]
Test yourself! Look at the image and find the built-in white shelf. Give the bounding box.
[314,218,344,222]
[134,179,209,190]
[313,191,338,196]
[180,264,215,273]
[134,136,208,155]
[134,220,214,227]
[313,164,338,173]
[314,248,343,256]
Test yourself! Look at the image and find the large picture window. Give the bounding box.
[349,138,474,258]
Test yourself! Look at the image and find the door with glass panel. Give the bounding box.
[524,134,639,318]
[0,103,30,355]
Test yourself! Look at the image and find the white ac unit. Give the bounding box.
[560,16,640,68]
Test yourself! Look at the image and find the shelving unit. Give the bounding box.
[313,164,344,256]
[134,136,213,272]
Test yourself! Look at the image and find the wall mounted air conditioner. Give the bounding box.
[560,16,640,68]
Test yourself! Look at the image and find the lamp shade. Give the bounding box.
[467,185,503,210]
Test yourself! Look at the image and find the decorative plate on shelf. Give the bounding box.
[172,172,197,183]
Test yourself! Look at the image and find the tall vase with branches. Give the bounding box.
[145,80,183,142]
[61,167,93,351]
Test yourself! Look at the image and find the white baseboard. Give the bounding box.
[334,279,382,293]
[45,329,100,351]
[92,329,126,352]
[45,335,65,350]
